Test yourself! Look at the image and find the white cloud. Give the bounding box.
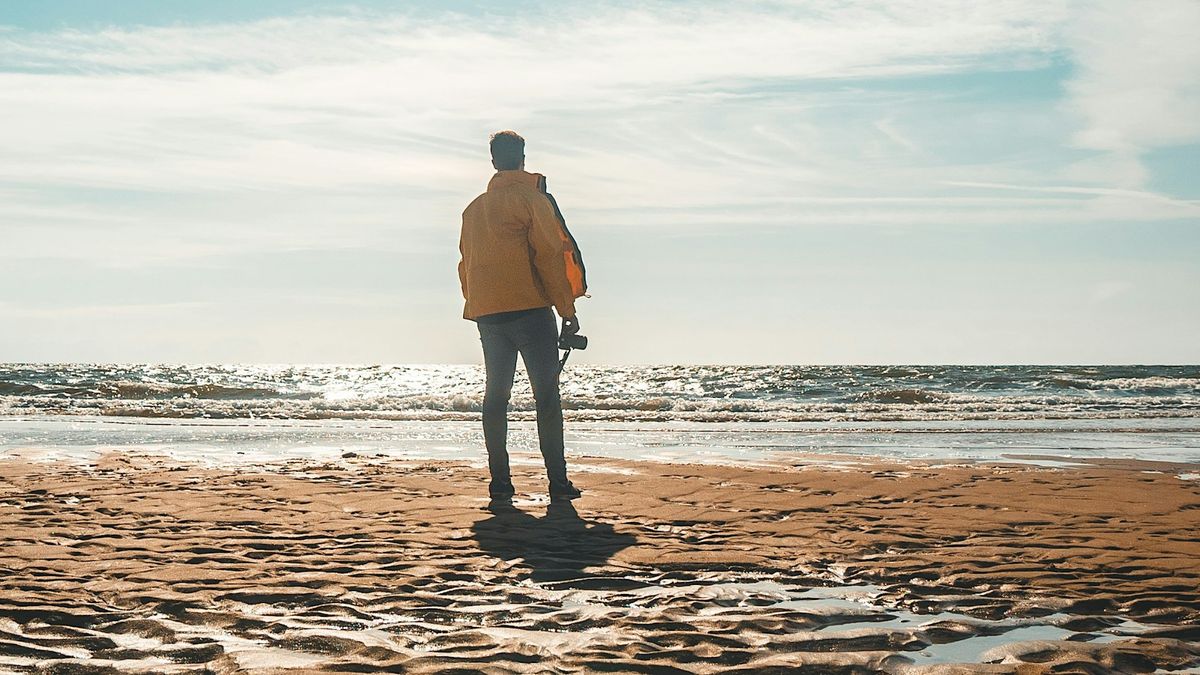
[0,1,1130,272]
[1,3,1065,78]
[0,17,1191,250]
[0,2,1069,196]
[1062,0,1200,187]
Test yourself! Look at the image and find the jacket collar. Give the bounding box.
[488,169,545,192]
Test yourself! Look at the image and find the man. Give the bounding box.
[458,130,588,502]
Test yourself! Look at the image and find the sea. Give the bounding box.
[2,364,1199,467]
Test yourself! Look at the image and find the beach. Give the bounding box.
[6,0,1200,671]
[2,449,1198,674]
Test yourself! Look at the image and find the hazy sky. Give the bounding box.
[1,0,1198,365]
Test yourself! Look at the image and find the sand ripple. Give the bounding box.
[0,453,1197,673]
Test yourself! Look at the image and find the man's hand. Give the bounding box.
[561,315,580,338]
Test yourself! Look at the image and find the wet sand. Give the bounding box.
[0,452,1198,674]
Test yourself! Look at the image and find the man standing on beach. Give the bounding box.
[458,130,588,502]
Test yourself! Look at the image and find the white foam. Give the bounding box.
[2,415,1199,469]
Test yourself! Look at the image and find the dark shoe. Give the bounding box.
[489,480,515,500]
[549,480,582,501]
[487,496,517,513]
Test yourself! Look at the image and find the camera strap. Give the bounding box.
[558,347,572,374]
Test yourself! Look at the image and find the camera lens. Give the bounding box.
[559,334,588,350]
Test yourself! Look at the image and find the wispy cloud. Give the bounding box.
[873,117,921,153]
[1061,0,1200,187]
[0,3,1069,201]
[943,180,1199,202]
[2,3,1065,76]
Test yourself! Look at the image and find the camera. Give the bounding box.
[559,332,588,351]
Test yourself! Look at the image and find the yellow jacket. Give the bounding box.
[458,170,587,320]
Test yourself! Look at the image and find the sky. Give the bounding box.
[1,0,1198,365]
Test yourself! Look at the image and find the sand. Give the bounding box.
[0,452,1198,674]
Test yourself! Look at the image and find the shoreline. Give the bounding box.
[4,414,1200,470]
[1,451,1198,673]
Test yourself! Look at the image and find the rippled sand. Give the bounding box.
[0,452,1197,673]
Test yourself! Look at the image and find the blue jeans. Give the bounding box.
[477,307,568,491]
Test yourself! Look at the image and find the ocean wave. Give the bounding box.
[0,382,48,396]
[1087,377,1200,391]
[1034,375,1200,392]
[0,379,302,400]
[857,388,954,404]
[3,391,1198,423]
[3,364,1199,423]
[96,381,303,400]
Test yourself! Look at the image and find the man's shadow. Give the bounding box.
[472,501,637,583]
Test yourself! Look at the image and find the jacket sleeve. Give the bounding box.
[527,193,577,318]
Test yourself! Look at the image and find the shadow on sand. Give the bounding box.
[472,501,637,582]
